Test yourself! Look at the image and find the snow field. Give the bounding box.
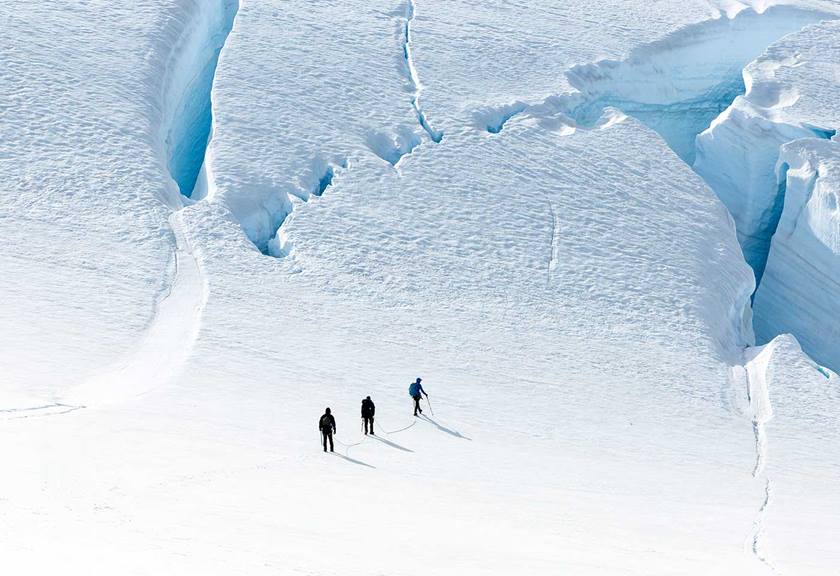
[2,1,840,574]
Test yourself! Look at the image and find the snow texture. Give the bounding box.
[2,1,840,574]
[0,0,195,403]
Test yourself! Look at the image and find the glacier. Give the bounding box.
[757,138,840,367]
[695,19,840,371]
[0,1,194,404]
[2,1,840,574]
[693,17,838,284]
[162,0,238,199]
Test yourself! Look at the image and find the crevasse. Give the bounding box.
[162,0,239,199]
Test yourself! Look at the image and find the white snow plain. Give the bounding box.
[1,1,839,574]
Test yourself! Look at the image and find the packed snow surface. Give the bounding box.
[2,1,839,574]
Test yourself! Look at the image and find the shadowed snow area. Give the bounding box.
[2,1,840,575]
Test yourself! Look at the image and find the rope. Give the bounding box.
[332,432,366,457]
[376,419,417,435]
[323,415,419,457]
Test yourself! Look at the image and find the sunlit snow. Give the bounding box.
[2,1,839,574]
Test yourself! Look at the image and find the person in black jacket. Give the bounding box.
[361,396,375,435]
[319,407,336,452]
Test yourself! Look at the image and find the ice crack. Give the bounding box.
[546,199,560,287]
[750,478,776,571]
[401,0,442,144]
[266,158,347,257]
[57,3,239,407]
[163,0,239,199]
[739,339,780,570]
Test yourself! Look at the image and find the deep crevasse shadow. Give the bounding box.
[164,0,239,199]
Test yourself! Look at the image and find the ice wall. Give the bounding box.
[753,140,840,368]
[161,0,238,198]
[693,19,838,283]
[694,105,825,279]
[695,20,840,370]
[565,6,830,166]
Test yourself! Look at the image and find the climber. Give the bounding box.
[319,407,336,452]
[408,377,428,416]
[361,396,375,435]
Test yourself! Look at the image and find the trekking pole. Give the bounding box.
[426,395,434,416]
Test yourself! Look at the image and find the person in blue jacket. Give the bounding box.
[408,377,428,416]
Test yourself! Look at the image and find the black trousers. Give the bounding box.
[413,395,423,415]
[322,430,334,452]
[363,416,374,434]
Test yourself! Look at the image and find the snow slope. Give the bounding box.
[100,110,765,574]
[2,1,840,574]
[0,1,202,406]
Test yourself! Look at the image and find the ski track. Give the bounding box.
[0,403,85,421]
